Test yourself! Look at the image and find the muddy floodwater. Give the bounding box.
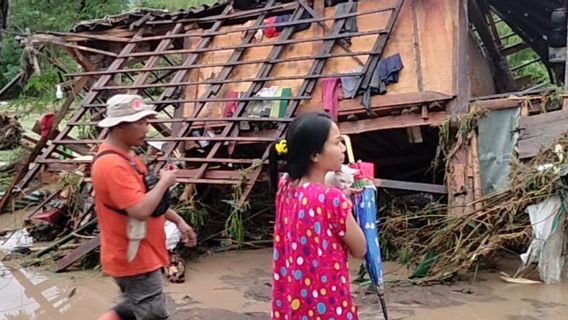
[0,248,567,320]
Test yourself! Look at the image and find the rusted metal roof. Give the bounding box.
[70,1,230,32]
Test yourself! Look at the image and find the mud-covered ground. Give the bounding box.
[0,247,567,320]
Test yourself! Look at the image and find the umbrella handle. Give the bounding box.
[341,135,355,164]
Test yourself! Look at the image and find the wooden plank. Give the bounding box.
[474,98,521,110]
[411,0,424,92]
[142,5,393,38]
[336,90,454,114]
[35,217,98,258]
[53,235,100,273]
[338,111,446,134]
[501,42,529,56]
[66,50,375,78]
[375,178,447,194]
[96,72,363,91]
[121,29,387,59]
[518,110,568,159]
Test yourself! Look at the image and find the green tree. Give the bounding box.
[0,0,128,102]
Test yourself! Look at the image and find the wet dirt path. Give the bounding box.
[0,248,566,319]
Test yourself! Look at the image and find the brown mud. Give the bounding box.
[0,248,566,320]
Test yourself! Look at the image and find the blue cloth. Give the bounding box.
[370,53,404,94]
[275,12,311,33]
[353,186,384,289]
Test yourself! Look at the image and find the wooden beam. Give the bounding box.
[338,111,447,135]
[474,98,521,110]
[501,42,529,56]
[375,178,447,194]
[53,235,100,273]
[336,91,454,114]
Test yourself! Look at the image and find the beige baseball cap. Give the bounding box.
[97,94,158,128]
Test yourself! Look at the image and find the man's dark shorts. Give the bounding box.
[113,269,168,320]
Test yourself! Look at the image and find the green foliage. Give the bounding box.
[8,0,127,33]
[133,0,217,11]
[1,0,128,105]
[495,19,550,86]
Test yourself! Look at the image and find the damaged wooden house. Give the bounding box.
[3,0,568,222]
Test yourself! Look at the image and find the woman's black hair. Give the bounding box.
[269,112,333,193]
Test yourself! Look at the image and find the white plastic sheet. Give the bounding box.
[0,229,33,252]
[520,196,566,284]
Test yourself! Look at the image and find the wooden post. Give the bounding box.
[471,133,484,211]
[446,0,475,216]
[448,147,468,216]
[447,0,470,115]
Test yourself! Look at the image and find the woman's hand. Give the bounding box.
[343,187,363,198]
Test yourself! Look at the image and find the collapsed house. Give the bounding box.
[1,0,567,279]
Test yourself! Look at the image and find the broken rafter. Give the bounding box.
[120,29,388,59]
[187,4,311,184]
[16,29,149,191]
[154,0,278,177]
[356,2,403,92]
[238,1,377,204]
[133,6,395,44]
[66,50,374,78]
[94,72,363,91]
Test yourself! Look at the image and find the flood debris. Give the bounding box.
[0,0,568,288]
[0,113,23,151]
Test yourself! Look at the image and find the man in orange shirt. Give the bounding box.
[92,94,197,320]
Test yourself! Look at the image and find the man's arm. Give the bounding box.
[125,169,178,221]
[165,209,197,247]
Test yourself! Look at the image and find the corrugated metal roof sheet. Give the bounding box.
[70,1,230,32]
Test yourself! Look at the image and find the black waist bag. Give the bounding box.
[93,150,170,217]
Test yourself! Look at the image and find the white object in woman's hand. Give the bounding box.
[325,165,359,189]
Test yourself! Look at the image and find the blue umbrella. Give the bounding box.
[353,185,388,319]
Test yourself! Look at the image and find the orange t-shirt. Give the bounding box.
[91,143,168,277]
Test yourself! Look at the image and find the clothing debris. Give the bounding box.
[224,91,239,117]
[321,78,340,121]
[263,16,279,38]
[335,1,358,45]
[370,53,404,95]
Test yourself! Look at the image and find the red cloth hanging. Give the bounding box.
[263,16,279,38]
[39,112,56,138]
[224,91,239,117]
[321,78,340,121]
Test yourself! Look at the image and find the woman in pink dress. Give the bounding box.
[269,112,367,320]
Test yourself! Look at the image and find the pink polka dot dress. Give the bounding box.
[272,175,358,320]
